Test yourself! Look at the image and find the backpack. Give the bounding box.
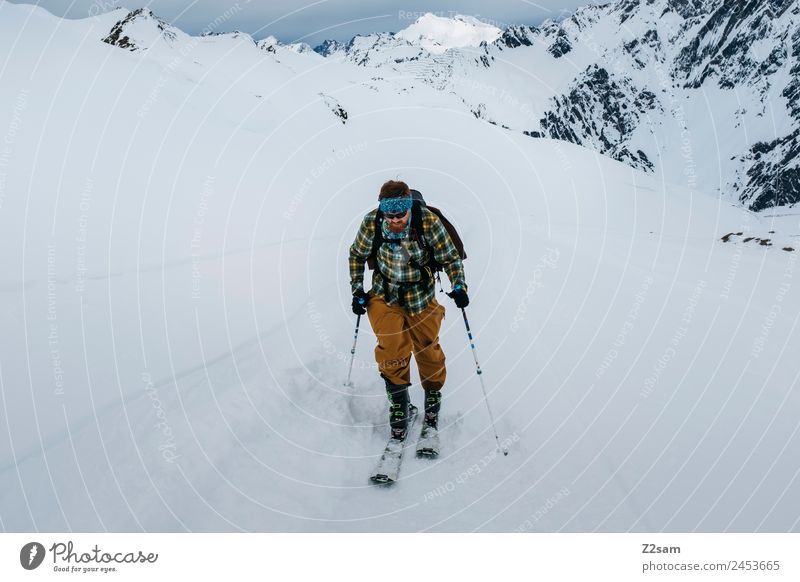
[366,189,467,275]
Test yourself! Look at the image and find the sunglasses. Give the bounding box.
[384,210,408,220]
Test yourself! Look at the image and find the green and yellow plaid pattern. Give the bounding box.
[349,207,467,316]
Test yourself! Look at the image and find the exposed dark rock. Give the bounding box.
[539,65,660,171]
[498,25,537,49]
[320,94,348,124]
[547,29,572,58]
[739,128,800,210]
[675,0,795,89]
[313,39,343,56]
[102,8,177,51]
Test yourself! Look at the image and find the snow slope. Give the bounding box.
[0,1,799,532]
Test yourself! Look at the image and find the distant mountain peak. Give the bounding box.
[395,13,502,54]
[313,39,344,57]
[102,7,182,51]
[257,35,280,52]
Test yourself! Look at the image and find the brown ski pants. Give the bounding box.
[366,295,447,390]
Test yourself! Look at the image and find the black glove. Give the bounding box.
[447,285,469,308]
[352,290,370,315]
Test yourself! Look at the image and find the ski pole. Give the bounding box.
[459,307,507,456]
[344,314,361,387]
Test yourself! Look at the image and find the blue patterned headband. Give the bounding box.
[379,196,412,214]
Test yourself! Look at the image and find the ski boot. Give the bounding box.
[417,389,441,457]
[423,389,441,429]
[386,381,414,441]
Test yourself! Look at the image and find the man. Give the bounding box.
[349,180,469,442]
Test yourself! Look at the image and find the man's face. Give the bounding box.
[385,209,410,233]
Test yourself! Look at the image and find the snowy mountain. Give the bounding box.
[102,7,185,50]
[102,7,314,56]
[0,0,799,533]
[315,2,800,211]
[316,13,502,64]
[395,13,502,54]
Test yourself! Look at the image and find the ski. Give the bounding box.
[369,405,418,485]
[416,422,440,458]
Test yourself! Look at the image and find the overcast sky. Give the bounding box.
[13,0,602,45]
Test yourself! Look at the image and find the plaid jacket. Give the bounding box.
[349,206,467,315]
